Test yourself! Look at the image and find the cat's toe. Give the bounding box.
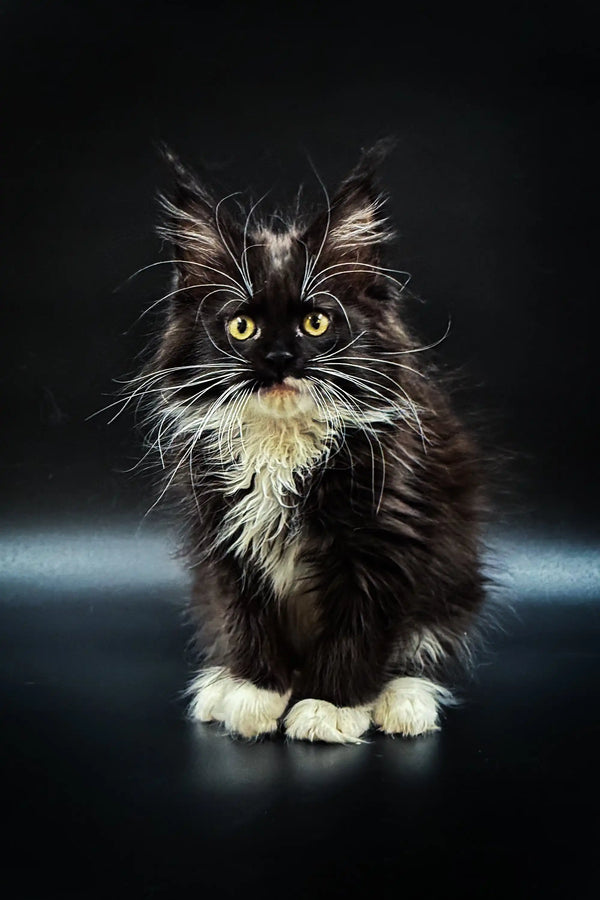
[372,677,452,737]
[188,667,290,739]
[221,682,291,738]
[188,666,232,723]
[284,698,372,744]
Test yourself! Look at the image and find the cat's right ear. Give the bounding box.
[156,146,239,286]
[302,139,396,272]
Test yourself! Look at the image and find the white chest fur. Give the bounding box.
[212,384,332,598]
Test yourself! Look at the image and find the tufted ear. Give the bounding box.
[304,140,395,267]
[156,146,244,293]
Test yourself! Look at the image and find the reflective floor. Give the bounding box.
[2,2,598,892]
[2,562,599,898]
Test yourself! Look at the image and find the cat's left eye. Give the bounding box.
[228,315,257,341]
[302,311,330,336]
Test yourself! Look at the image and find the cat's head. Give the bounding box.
[148,143,422,440]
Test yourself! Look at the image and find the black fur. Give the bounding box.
[141,144,489,728]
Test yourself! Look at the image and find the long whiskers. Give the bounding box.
[313,331,367,361]
[116,258,249,301]
[93,365,243,421]
[320,353,426,379]
[305,289,353,334]
[144,379,252,518]
[379,317,452,355]
[307,376,387,512]
[304,260,411,297]
[214,192,254,296]
[241,191,269,289]
[133,282,243,325]
[300,160,332,299]
[307,363,428,449]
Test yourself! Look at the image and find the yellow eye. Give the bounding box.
[302,311,330,336]
[228,315,256,341]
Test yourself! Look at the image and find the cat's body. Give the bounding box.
[139,144,487,742]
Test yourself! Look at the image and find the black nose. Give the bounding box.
[266,349,294,365]
[265,349,294,378]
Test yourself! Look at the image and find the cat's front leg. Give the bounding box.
[372,620,470,735]
[188,572,293,739]
[283,593,393,744]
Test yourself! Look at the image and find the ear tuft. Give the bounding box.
[156,143,216,211]
[327,194,393,255]
[325,139,396,258]
[346,137,397,183]
[155,145,237,276]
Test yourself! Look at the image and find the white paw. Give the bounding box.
[188,666,291,739]
[284,698,372,744]
[372,677,451,736]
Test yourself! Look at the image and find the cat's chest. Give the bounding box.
[214,411,330,597]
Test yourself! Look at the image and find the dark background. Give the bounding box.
[1,2,599,897]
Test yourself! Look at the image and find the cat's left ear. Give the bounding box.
[305,140,395,265]
[156,145,241,289]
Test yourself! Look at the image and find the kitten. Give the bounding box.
[139,143,487,743]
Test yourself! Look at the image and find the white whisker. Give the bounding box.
[301,160,332,298]
[307,364,401,414]
[329,355,426,378]
[312,330,367,362]
[117,258,248,300]
[306,263,410,296]
[135,282,243,324]
[146,379,251,518]
[214,192,254,296]
[118,362,245,384]
[196,306,250,366]
[380,318,452,355]
[308,376,386,511]
[95,367,243,424]
[305,258,410,288]
[305,290,353,334]
[310,359,428,448]
[241,191,269,288]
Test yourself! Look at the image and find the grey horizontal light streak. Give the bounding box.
[485,531,600,601]
[0,524,186,597]
[0,525,598,602]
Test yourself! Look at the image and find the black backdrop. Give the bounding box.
[2,2,599,897]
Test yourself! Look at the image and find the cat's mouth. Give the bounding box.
[254,376,314,418]
[260,377,301,396]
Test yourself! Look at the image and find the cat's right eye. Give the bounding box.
[228,315,257,341]
[302,311,330,336]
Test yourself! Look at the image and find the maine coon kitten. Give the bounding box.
[140,144,487,743]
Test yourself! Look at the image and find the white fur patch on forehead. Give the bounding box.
[328,196,391,251]
[255,227,300,270]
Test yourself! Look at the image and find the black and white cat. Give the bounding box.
[136,143,487,743]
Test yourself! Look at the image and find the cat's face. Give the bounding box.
[150,146,419,434]
[198,228,341,389]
